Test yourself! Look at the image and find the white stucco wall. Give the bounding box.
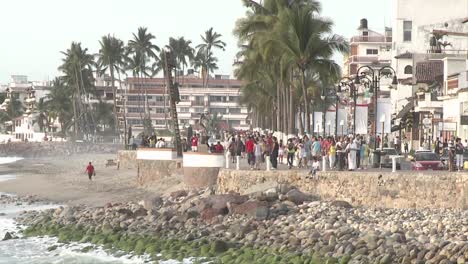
[183,152,225,168]
[137,149,177,160]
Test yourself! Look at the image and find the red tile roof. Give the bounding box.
[415,61,444,83]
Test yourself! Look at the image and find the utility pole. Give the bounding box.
[164,51,183,157]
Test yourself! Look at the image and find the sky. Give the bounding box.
[0,0,392,84]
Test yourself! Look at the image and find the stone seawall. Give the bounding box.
[137,160,182,187]
[217,170,468,209]
[117,150,137,169]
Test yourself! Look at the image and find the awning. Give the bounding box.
[396,98,415,119]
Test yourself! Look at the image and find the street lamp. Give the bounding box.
[355,66,398,150]
[340,120,345,137]
[338,77,358,135]
[380,114,386,150]
[321,86,341,137]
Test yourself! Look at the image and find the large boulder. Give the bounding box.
[2,232,13,241]
[139,196,163,211]
[170,190,188,199]
[196,194,248,211]
[229,201,269,220]
[201,207,228,221]
[286,189,313,205]
[331,200,353,208]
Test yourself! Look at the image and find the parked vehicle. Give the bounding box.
[380,148,401,169]
[411,151,444,171]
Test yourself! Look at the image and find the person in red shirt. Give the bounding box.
[85,162,95,181]
[191,135,198,152]
[214,141,224,153]
[245,136,255,169]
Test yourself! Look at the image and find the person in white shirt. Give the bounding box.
[308,157,320,177]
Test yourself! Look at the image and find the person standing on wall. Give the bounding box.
[191,135,198,152]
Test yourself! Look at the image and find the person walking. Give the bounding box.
[455,138,464,171]
[270,137,279,170]
[85,162,95,181]
[254,138,263,170]
[278,140,284,165]
[228,138,236,163]
[328,139,336,170]
[246,136,255,169]
[346,139,358,171]
[287,139,296,169]
[191,135,199,152]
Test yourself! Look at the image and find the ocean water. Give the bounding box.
[0,157,195,264]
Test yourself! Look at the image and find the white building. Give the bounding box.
[119,75,250,135]
[391,0,468,145]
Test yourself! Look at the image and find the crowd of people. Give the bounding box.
[202,132,383,172]
[128,130,468,172]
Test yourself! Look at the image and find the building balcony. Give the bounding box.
[191,101,207,107]
[348,55,391,64]
[350,36,392,43]
[426,49,468,55]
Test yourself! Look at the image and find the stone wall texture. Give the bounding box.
[217,170,468,209]
[137,160,182,187]
[183,167,220,189]
[117,150,137,170]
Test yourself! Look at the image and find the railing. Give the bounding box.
[348,56,391,64]
[350,36,392,43]
[191,101,206,106]
[426,49,468,55]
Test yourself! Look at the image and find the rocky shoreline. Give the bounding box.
[5,187,468,264]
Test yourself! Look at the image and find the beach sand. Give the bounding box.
[0,154,184,206]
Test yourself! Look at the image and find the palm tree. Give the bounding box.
[128,27,160,133]
[196,27,226,54]
[167,37,194,82]
[265,3,348,134]
[97,34,126,133]
[196,28,226,87]
[193,49,219,87]
[59,42,96,138]
[33,98,49,132]
[46,78,73,136]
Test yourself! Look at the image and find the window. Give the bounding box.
[194,96,204,101]
[180,95,189,101]
[403,21,412,42]
[179,107,190,113]
[155,120,165,125]
[229,108,241,114]
[155,108,165,114]
[228,120,241,126]
[211,108,227,114]
[127,95,140,101]
[128,107,144,113]
[128,119,142,125]
[404,65,413,74]
[194,107,204,113]
[366,49,378,55]
[229,96,239,102]
[155,96,164,102]
[209,96,226,102]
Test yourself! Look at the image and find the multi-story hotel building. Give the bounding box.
[119,75,250,133]
[343,19,393,76]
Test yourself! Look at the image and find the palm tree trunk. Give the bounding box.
[298,105,304,135]
[276,83,280,133]
[301,69,310,135]
[288,82,294,135]
[109,63,119,135]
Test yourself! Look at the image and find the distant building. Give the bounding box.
[343,19,392,76]
[118,75,250,134]
[391,0,468,146]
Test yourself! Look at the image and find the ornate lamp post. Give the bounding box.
[354,66,398,150]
